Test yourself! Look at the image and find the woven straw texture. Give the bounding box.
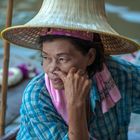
[1,0,140,55]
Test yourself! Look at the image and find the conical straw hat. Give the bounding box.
[1,0,140,55]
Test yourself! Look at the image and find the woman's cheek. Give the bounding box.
[62,62,86,72]
[59,64,72,74]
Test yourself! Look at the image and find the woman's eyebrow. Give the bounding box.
[42,51,70,56]
[57,53,70,57]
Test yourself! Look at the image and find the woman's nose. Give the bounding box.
[48,60,59,73]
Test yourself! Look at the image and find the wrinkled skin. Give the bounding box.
[42,38,95,89]
[42,38,96,140]
[42,38,96,105]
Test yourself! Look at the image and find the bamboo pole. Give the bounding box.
[0,0,14,136]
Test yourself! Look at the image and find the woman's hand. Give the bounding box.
[55,67,91,108]
[56,67,91,140]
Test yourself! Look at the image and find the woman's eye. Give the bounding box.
[59,58,64,61]
[42,56,48,59]
[59,58,67,62]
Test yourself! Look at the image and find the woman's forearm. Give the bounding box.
[67,103,89,140]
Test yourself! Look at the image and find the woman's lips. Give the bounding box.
[51,78,62,84]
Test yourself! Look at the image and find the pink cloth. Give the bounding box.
[40,28,94,41]
[44,64,121,124]
[45,75,68,123]
[95,64,121,113]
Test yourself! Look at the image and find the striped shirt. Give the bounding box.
[17,56,140,140]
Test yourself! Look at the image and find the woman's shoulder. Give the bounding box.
[22,73,50,108]
[105,56,140,74]
[27,73,45,87]
[105,56,140,93]
[24,73,45,95]
[19,73,57,127]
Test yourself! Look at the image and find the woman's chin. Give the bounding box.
[52,83,64,90]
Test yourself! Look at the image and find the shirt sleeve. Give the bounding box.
[17,75,69,140]
[106,56,140,114]
[131,64,140,114]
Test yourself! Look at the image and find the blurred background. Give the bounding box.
[0,0,140,139]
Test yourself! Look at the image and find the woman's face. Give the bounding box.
[42,39,95,89]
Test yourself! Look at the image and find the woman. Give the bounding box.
[15,29,140,140]
[1,0,140,139]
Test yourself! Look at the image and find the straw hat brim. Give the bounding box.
[1,25,140,55]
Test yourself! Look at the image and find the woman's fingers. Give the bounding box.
[81,79,92,98]
[76,69,85,76]
[76,69,89,79]
[56,67,91,106]
[55,67,77,83]
[55,71,67,82]
[68,67,77,76]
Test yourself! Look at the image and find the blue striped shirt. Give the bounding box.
[17,56,140,140]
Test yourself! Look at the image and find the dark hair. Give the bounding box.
[38,33,104,78]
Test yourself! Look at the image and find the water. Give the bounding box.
[0,0,140,58]
[0,0,42,58]
[106,0,140,43]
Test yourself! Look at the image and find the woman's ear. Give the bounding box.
[87,48,96,66]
